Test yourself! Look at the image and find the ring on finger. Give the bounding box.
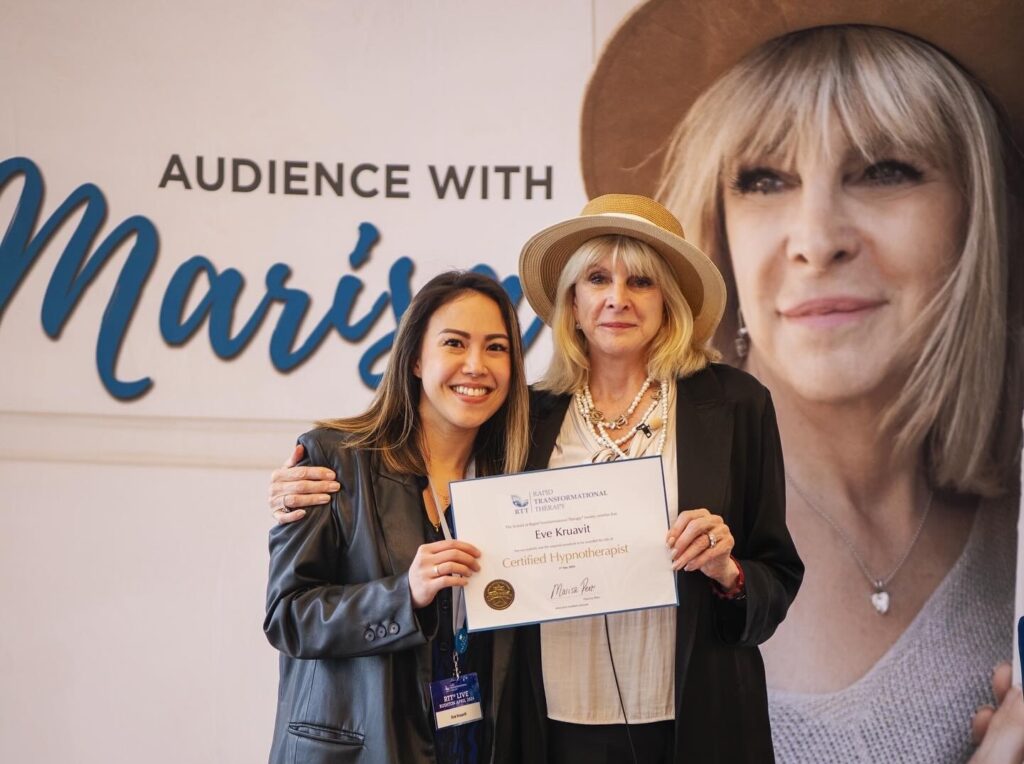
[433,564,441,578]
[707,532,717,548]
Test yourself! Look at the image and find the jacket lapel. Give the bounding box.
[674,367,734,699]
[372,468,427,576]
[675,368,733,517]
[527,389,571,471]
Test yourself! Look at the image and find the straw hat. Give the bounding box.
[518,193,726,342]
[581,0,1024,198]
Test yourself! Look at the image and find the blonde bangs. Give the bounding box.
[677,27,971,203]
[559,235,660,286]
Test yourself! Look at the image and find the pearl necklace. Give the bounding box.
[581,377,652,429]
[575,379,670,459]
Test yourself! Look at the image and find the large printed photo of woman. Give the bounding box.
[581,1,1024,761]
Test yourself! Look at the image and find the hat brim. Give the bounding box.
[519,212,726,344]
[582,0,1024,198]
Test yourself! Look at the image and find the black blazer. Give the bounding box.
[264,429,516,764]
[511,364,803,764]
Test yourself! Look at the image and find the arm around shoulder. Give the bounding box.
[263,430,436,659]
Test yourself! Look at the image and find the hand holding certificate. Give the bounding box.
[449,456,677,631]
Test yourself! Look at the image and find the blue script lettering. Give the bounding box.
[159,223,388,366]
[0,157,158,399]
[0,157,545,400]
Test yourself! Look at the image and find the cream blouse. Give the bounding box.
[540,381,679,724]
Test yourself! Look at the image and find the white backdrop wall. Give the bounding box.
[0,2,640,761]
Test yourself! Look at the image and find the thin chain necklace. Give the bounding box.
[785,473,934,615]
[425,461,473,533]
[575,379,670,459]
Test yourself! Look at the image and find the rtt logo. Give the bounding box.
[510,495,530,515]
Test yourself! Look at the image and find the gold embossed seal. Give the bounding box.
[483,579,515,610]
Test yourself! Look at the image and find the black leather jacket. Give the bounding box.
[264,429,515,764]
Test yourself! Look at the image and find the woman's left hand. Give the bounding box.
[666,508,738,588]
[969,662,1024,763]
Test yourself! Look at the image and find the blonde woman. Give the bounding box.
[511,196,802,763]
[581,1,1023,762]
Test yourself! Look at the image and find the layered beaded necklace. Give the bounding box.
[574,377,670,459]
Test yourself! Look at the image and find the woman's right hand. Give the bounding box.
[270,444,341,524]
[408,540,482,608]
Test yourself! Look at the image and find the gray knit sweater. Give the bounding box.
[768,499,1014,763]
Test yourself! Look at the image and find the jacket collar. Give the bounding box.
[371,463,428,577]
[526,388,571,471]
[674,365,733,514]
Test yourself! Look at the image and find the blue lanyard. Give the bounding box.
[428,460,474,657]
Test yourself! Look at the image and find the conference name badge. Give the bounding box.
[429,673,483,729]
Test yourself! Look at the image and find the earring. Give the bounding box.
[734,307,749,359]
[574,321,582,331]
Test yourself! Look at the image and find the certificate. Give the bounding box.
[449,456,678,631]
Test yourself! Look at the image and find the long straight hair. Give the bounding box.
[317,271,530,477]
[658,25,1021,496]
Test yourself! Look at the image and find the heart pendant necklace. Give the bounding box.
[786,474,933,616]
[869,584,891,616]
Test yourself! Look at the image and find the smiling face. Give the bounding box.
[572,252,665,368]
[413,290,512,438]
[723,124,963,404]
